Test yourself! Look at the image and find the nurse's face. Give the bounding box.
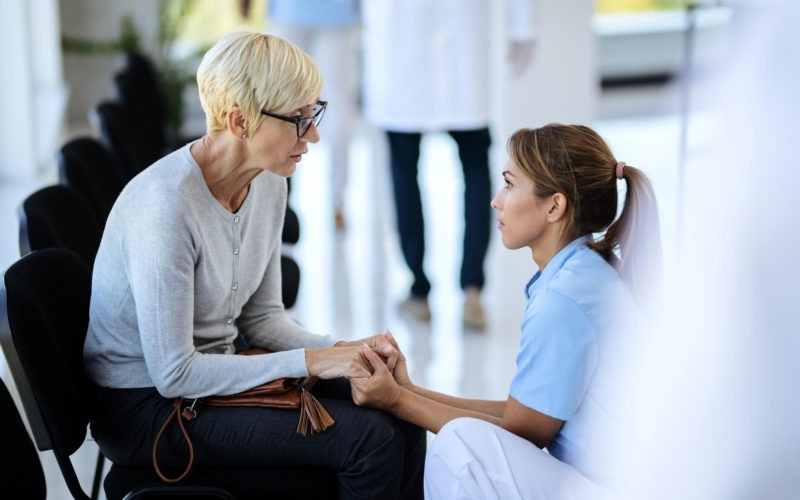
[490,160,552,252]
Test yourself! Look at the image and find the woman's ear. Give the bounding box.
[226,107,248,139]
[546,193,568,222]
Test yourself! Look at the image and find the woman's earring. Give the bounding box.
[242,133,247,141]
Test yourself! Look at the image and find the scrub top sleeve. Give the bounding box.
[509,289,598,420]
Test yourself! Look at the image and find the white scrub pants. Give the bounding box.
[425,418,606,500]
[268,22,359,213]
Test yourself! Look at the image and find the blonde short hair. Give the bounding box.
[196,31,323,135]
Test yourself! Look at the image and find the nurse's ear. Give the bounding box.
[546,193,568,223]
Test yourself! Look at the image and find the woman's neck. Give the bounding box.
[191,133,262,213]
[530,230,572,271]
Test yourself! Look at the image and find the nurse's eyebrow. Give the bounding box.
[501,170,516,177]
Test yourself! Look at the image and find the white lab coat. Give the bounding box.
[362,0,534,132]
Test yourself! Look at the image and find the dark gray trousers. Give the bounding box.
[90,378,425,499]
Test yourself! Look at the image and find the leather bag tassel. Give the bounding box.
[297,385,335,436]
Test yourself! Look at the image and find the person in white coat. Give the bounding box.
[361,0,535,329]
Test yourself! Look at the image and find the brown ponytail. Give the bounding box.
[507,124,662,306]
[594,164,662,307]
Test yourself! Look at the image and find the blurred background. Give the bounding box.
[6,1,797,499]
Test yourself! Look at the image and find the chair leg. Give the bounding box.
[54,450,92,500]
[92,449,106,500]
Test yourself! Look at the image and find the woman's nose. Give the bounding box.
[301,123,320,143]
[490,191,501,210]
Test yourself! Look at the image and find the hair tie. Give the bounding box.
[615,161,626,180]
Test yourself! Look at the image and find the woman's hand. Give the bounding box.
[384,331,412,387]
[337,332,399,372]
[349,344,403,411]
[305,345,372,379]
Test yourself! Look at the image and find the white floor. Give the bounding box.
[0,81,707,499]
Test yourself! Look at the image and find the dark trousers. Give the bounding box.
[387,128,492,298]
[90,379,425,500]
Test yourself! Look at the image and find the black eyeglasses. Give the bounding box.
[260,100,327,138]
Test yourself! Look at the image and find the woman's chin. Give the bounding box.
[269,163,297,178]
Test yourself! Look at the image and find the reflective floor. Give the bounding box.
[0,80,710,499]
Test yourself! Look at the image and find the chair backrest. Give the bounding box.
[0,377,46,499]
[123,50,169,133]
[94,100,159,183]
[114,70,168,157]
[283,205,301,245]
[281,255,301,310]
[18,184,102,268]
[0,248,93,498]
[58,136,126,226]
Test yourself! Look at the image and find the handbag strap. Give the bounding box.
[151,379,336,482]
[152,398,197,483]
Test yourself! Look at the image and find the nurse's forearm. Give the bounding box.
[390,387,502,434]
[405,383,506,418]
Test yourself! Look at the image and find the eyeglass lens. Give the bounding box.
[299,102,326,137]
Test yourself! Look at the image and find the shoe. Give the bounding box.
[334,210,346,231]
[462,288,487,331]
[398,296,431,322]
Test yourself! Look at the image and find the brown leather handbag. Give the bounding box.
[152,347,335,483]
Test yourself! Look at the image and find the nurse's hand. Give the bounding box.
[337,332,399,372]
[350,344,403,411]
[384,331,412,387]
[508,39,535,78]
[305,345,372,379]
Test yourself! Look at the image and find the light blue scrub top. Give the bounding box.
[509,236,641,477]
[269,0,360,27]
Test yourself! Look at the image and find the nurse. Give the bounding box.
[350,124,662,498]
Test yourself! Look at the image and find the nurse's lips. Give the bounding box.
[497,218,505,230]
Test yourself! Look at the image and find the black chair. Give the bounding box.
[116,50,199,151]
[0,249,337,499]
[0,377,46,499]
[94,100,161,183]
[58,136,126,227]
[18,185,102,268]
[114,70,171,157]
[0,249,236,500]
[120,51,171,140]
[281,206,301,309]
[18,183,109,496]
[281,255,301,309]
[283,206,301,245]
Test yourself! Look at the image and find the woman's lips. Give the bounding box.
[290,150,308,162]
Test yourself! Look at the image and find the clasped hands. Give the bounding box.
[306,331,410,410]
[348,331,411,411]
[304,331,395,377]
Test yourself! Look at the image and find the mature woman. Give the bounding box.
[350,124,661,498]
[83,31,424,499]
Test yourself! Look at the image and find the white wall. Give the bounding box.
[0,0,163,180]
[60,0,160,126]
[0,0,66,180]
[492,0,596,142]
[487,0,597,182]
